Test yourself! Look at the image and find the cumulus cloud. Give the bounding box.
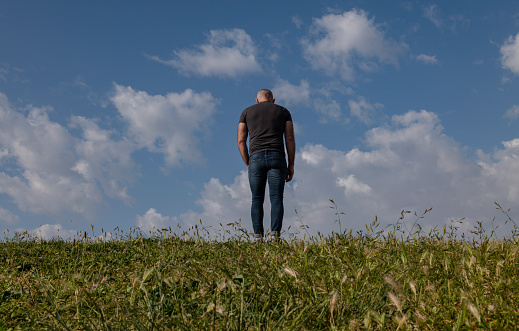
[151,28,261,78]
[179,109,519,238]
[314,98,346,124]
[348,96,384,125]
[337,175,372,196]
[0,207,18,224]
[478,138,519,203]
[111,84,218,166]
[272,79,368,125]
[31,224,78,240]
[272,79,351,125]
[0,84,219,222]
[0,94,106,219]
[272,79,310,106]
[501,33,519,75]
[137,208,179,234]
[70,116,137,202]
[178,172,251,237]
[415,54,438,65]
[301,10,405,80]
[504,105,519,119]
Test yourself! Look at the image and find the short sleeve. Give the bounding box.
[239,110,247,123]
[285,109,292,122]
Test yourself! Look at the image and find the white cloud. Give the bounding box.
[479,139,519,203]
[423,5,469,31]
[0,104,74,175]
[0,94,104,219]
[273,79,360,126]
[337,175,372,196]
[0,172,103,218]
[179,110,519,238]
[0,148,8,161]
[0,85,219,222]
[31,224,78,240]
[137,208,179,234]
[0,207,18,224]
[314,98,346,124]
[415,54,438,65]
[302,10,405,81]
[272,79,310,106]
[292,16,303,29]
[111,84,218,166]
[178,171,251,237]
[348,96,384,125]
[151,28,261,78]
[504,105,519,119]
[70,116,137,202]
[502,139,519,149]
[265,33,284,62]
[501,33,519,75]
[424,5,443,28]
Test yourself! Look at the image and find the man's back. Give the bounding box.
[239,101,292,156]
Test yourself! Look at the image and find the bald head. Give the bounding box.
[256,89,275,103]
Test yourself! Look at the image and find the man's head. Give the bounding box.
[256,89,275,103]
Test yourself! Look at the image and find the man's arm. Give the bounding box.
[237,122,249,167]
[285,121,295,182]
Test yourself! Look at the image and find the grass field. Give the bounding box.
[1,206,518,330]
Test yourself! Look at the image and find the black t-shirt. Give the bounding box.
[239,101,292,156]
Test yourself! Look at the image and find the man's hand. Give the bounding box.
[286,165,294,182]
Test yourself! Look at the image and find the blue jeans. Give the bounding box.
[248,151,287,238]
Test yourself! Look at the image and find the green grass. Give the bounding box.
[1,207,519,330]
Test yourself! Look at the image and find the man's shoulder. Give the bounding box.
[261,102,289,111]
[242,102,291,115]
[274,103,290,115]
[243,104,256,112]
[275,104,291,117]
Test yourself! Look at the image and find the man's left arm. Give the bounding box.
[237,122,249,167]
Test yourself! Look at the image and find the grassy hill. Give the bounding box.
[1,214,518,329]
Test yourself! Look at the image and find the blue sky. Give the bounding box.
[1,1,519,239]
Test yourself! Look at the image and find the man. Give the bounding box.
[238,89,295,241]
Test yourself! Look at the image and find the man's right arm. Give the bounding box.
[285,121,295,182]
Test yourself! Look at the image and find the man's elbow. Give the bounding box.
[285,136,295,146]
